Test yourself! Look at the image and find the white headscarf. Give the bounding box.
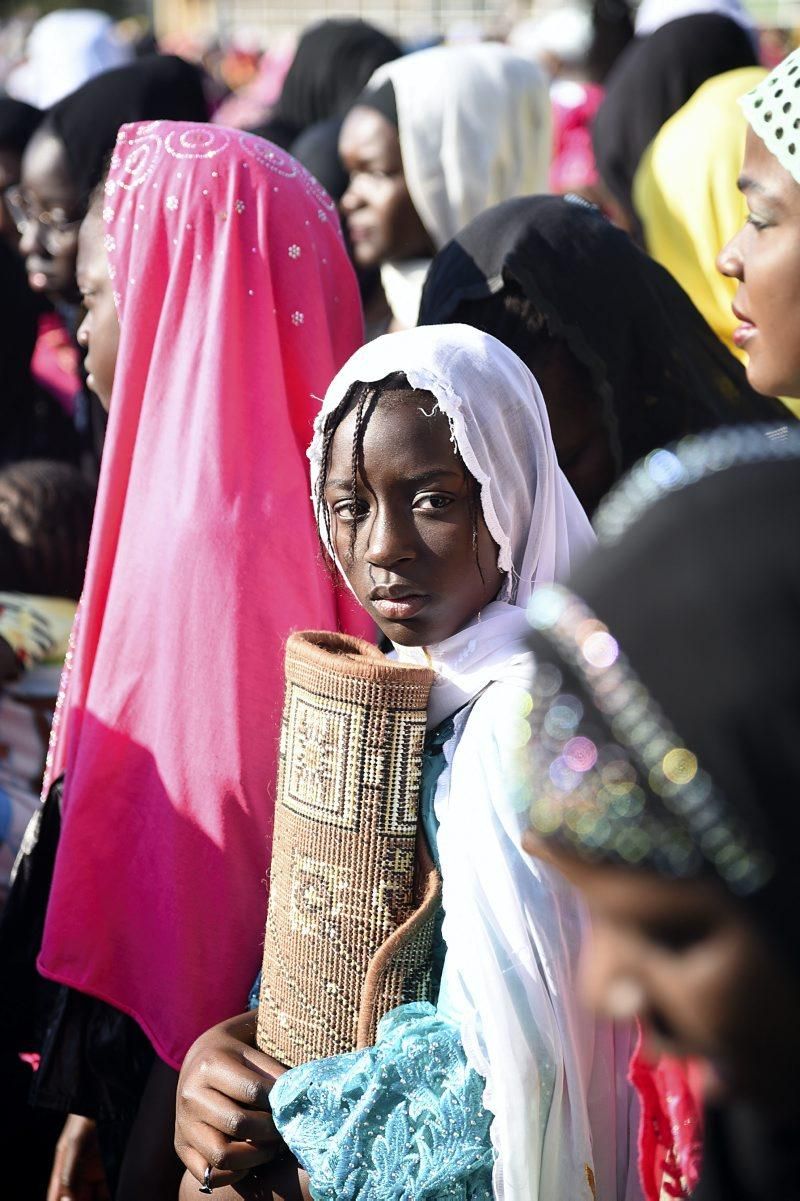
[635,0,755,39]
[363,45,551,326]
[7,9,133,109]
[309,326,640,1199]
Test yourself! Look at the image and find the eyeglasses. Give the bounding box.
[3,187,82,252]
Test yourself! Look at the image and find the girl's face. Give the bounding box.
[323,390,504,647]
[717,126,800,398]
[524,832,800,1115]
[339,107,434,270]
[76,207,119,411]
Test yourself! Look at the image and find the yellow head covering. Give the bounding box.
[633,66,765,363]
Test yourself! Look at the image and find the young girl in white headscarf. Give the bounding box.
[173,325,640,1201]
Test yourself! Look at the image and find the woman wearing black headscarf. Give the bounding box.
[592,13,757,222]
[252,19,401,150]
[0,236,80,465]
[418,195,788,514]
[11,55,208,474]
[0,97,42,245]
[521,427,800,1201]
[14,54,208,304]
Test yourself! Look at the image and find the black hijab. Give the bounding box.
[419,196,788,482]
[0,239,79,465]
[291,115,348,201]
[0,96,42,156]
[524,428,800,1200]
[44,54,208,208]
[253,20,401,150]
[587,0,635,83]
[592,13,757,215]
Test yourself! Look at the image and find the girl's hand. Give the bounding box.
[178,1158,313,1200]
[46,1114,111,1201]
[175,1010,288,1191]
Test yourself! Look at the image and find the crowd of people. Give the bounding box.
[0,1,797,1199]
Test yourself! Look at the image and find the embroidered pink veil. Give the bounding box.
[37,121,368,1068]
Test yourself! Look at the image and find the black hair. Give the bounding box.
[587,0,635,83]
[315,371,484,576]
[0,460,95,600]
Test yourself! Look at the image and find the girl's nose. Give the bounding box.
[365,507,416,571]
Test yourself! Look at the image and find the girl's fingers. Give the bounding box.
[195,1057,275,1111]
[185,1088,279,1145]
[180,1144,250,1191]
[178,1120,280,1175]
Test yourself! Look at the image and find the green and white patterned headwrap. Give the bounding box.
[740,46,800,183]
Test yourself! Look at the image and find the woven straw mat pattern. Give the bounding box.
[257,631,437,1066]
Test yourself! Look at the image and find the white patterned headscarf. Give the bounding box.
[740,46,800,184]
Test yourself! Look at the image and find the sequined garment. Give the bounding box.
[272,1003,493,1201]
[35,120,368,1070]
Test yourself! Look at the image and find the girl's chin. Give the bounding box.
[378,625,428,648]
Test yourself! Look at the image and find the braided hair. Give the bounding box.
[315,370,484,574]
[0,460,95,600]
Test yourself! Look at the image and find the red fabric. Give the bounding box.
[549,81,604,194]
[38,122,370,1068]
[630,1024,703,1200]
[31,311,80,416]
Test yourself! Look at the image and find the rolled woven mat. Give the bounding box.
[257,630,441,1067]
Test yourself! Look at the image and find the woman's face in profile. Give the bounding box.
[338,106,433,270]
[524,831,800,1115]
[718,126,800,399]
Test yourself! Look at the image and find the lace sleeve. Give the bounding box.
[269,1001,494,1201]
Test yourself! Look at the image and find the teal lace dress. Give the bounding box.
[268,719,495,1201]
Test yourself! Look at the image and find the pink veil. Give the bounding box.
[38,121,369,1068]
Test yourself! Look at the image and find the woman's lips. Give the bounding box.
[347,223,373,244]
[372,595,428,620]
[732,305,757,348]
[28,270,50,291]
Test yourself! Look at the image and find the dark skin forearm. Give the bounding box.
[178,1158,312,1201]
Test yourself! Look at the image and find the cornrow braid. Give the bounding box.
[348,386,368,564]
[315,372,413,568]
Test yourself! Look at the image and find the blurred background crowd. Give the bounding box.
[0,0,799,1197]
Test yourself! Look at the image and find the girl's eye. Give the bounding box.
[746,213,769,231]
[332,499,368,522]
[415,493,454,512]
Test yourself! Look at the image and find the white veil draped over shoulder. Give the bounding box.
[309,325,641,1200]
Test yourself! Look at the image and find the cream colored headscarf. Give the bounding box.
[364,43,551,327]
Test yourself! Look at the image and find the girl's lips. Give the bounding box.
[372,595,428,620]
[28,270,50,291]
